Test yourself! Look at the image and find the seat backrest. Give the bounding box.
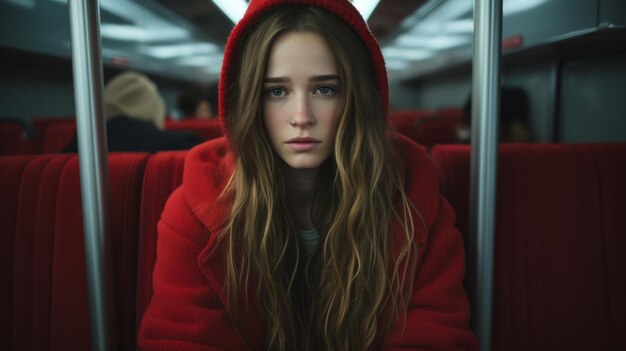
[388,110,433,143]
[164,118,223,141]
[42,122,76,154]
[0,121,40,155]
[431,143,626,351]
[435,107,463,120]
[0,118,75,155]
[431,145,471,238]
[4,153,148,351]
[135,151,187,334]
[415,117,460,148]
[0,155,37,351]
[30,117,75,140]
[12,155,74,351]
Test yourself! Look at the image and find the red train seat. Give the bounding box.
[0,155,37,351]
[164,118,223,141]
[435,107,463,120]
[135,151,187,333]
[388,110,432,142]
[0,118,75,155]
[42,122,76,154]
[0,122,39,155]
[431,143,626,351]
[30,117,75,141]
[415,117,460,148]
[389,110,461,148]
[2,153,148,351]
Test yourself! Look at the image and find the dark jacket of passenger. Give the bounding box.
[64,115,202,153]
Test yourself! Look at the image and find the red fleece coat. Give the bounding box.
[137,135,478,350]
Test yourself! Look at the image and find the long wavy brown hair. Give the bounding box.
[222,6,419,350]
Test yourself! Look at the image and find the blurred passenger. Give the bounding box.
[64,71,202,153]
[176,81,219,119]
[459,86,533,143]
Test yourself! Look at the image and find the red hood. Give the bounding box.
[217,0,388,138]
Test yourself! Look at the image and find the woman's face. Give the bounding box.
[263,31,341,170]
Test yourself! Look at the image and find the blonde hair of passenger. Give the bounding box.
[103,71,166,128]
[221,6,419,350]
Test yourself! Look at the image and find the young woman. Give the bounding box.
[138,0,478,350]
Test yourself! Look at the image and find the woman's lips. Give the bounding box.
[286,137,321,151]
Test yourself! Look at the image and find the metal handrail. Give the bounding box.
[68,0,117,350]
[470,0,502,350]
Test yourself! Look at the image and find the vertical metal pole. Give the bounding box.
[470,0,501,350]
[68,1,116,350]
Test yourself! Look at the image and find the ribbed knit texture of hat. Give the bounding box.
[218,0,388,137]
[104,71,166,129]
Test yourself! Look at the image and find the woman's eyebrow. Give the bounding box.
[264,77,289,83]
[263,75,339,83]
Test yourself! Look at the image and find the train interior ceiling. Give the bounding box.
[1,0,625,146]
[1,0,625,350]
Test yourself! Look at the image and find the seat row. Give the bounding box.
[390,108,463,148]
[1,151,186,351]
[0,117,74,155]
[0,110,460,155]
[1,142,624,350]
[0,118,224,155]
[433,143,626,350]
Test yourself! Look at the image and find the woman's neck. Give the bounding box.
[284,166,321,230]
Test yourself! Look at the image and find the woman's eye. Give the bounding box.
[269,88,286,97]
[315,86,335,95]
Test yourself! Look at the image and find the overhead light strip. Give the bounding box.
[212,0,248,24]
[212,1,381,24]
[352,0,381,21]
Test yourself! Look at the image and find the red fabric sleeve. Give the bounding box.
[137,188,247,351]
[382,196,479,350]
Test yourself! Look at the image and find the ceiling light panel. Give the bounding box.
[212,0,248,24]
[177,54,224,67]
[445,19,474,34]
[395,34,469,50]
[382,47,433,61]
[351,0,381,21]
[385,59,410,71]
[142,43,220,59]
[101,24,188,42]
[504,0,548,16]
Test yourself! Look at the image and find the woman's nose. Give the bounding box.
[289,95,315,127]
